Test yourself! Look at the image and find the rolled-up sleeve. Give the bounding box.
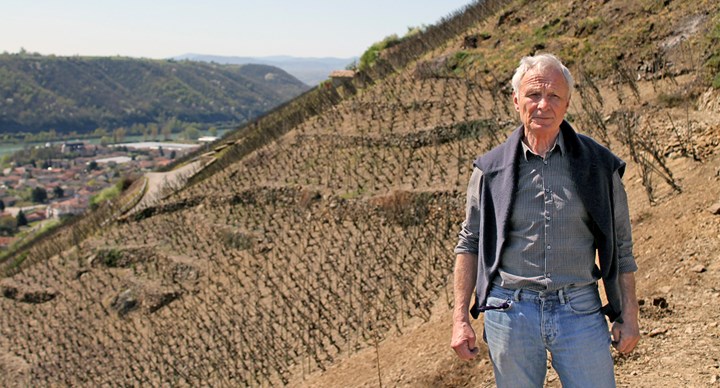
[613,171,637,273]
[454,167,483,255]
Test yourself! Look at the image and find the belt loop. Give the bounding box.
[559,289,566,305]
[513,288,521,302]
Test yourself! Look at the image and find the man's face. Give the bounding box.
[513,67,570,136]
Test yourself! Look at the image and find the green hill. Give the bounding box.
[0,54,309,134]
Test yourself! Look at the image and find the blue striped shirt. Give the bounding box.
[456,131,637,291]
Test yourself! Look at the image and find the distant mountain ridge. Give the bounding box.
[0,54,309,134]
[175,54,356,85]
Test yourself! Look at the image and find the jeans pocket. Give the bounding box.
[566,290,601,315]
[485,295,513,312]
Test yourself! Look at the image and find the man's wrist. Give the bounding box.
[620,305,639,324]
[621,308,638,319]
[623,298,640,314]
[453,309,471,323]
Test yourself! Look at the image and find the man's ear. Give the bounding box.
[513,92,520,112]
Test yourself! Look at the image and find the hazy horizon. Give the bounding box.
[2,0,472,59]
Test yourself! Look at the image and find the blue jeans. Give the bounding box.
[483,284,615,388]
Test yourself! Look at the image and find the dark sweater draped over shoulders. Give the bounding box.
[470,120,626,322]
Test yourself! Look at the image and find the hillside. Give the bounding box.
[175,54,356,85]
[0,55,309,134]
[1,0,720,387]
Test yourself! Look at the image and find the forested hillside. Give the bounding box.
[0,54,309,134]
[1,0,719,387]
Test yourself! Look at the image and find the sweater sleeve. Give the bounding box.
[454,167,483,255]
[613,171,637,273]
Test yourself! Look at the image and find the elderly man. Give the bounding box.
[451,53,639,387]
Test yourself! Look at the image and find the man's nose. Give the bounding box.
[538,97,548,110]
[537,96,549,109]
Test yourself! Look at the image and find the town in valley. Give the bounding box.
[0,137,216,252]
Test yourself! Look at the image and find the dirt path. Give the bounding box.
[130,159,206,212]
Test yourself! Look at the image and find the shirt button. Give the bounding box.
[543,160,548,165]
[546,245,551,250]
[545,188,550,193]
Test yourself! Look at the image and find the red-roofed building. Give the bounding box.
[138,160,155,170]
[77,188,93,197]
[155,159,172,168]
[25,208,47,223]
[0,236,17,250]
[2,175,21,188]
[60,171,77,181]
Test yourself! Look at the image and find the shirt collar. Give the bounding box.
[521,130,566,161]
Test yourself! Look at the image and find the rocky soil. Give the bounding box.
[1,0,719,386]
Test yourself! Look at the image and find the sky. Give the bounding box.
[1,0,473,59]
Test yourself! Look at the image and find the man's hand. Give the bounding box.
[452,253,479,360]
[611,314,639,354]
[612,272,640,354]
[451,320,479,360]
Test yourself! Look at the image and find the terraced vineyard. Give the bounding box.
[2,0,720,386]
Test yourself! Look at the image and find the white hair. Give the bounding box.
[510,53,574,95]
